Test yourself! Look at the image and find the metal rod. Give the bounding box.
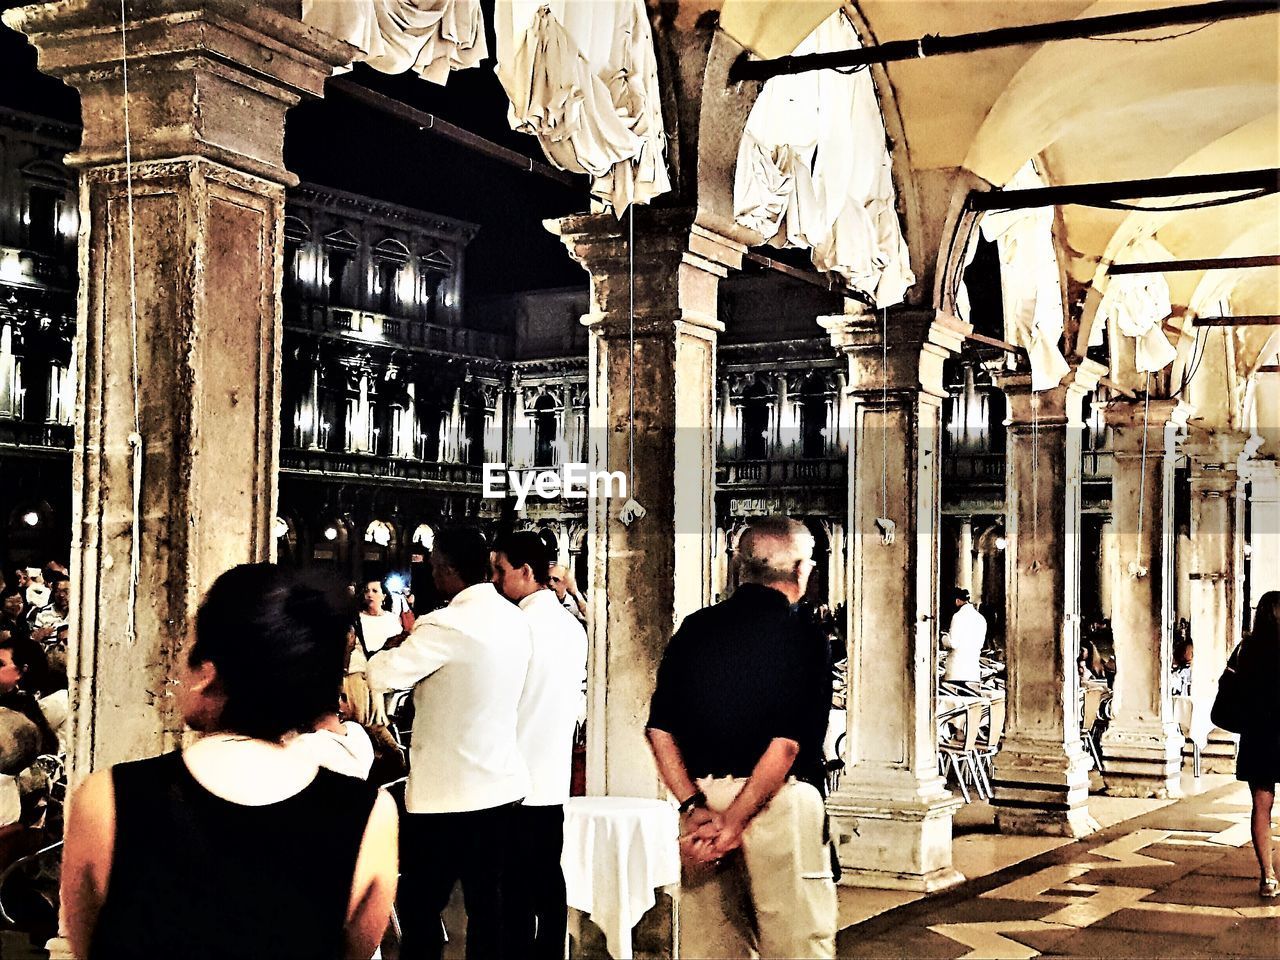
[327,77,582,189]
[1193,315,1280,326]
[967,168,1278,211]
[1258,364,1280,373]
[728,0,1277,83]
[1109,254,1280,274]
[962,330,1136,398]
[741,250,873,305]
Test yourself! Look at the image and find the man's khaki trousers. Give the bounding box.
[679,777,837,959]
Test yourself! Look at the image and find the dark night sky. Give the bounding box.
[0,0,589,296]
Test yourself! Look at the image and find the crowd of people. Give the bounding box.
[0,561,72,828]
[25,525,1280,959]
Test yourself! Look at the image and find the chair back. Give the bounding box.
[1173,695,1194,738]
[961,701,984,752]
[1082,686,1106,732]
[980,698,1006,752]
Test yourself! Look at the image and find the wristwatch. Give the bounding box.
[678,790,708,815]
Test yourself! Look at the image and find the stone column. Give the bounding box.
[550,209,742,798]
[956,516,974,594]
[991,362,1106,837]
[1098,517,1118,621]
[1183,430,1251,767]
[3,0,351,776]
[1245,459,1280,625]
[1099,399,1191,798]
[818,306,967,891]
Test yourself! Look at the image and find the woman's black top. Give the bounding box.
[89,750,378,960]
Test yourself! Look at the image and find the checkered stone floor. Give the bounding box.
[838,782,1280,959]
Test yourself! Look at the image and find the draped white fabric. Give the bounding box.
[494,0,671,214]
[974,162,1072,392]
[733,12,914,306]
[1099,241,1178,374]
[302,0,487,85]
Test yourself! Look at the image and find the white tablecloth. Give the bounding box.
[562,796,680,959]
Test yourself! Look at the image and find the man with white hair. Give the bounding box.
[646,516,836,959]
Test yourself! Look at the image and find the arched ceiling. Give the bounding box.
[708,0,1278,424]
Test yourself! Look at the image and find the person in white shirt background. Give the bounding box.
[548,562,587,623]
[368,528,532,960]
[492,532,588,959]
[942,587,987,692]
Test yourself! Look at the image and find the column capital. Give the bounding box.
[548,208,745,278]
[549,208,742,339]
[816,307,969,397]
[1103,398,1193,455]
[1182,428,1257,474]
[3,0,353,184]
[1242,456,1280,493]
[998,359,1107,427]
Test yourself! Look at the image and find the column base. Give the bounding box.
[47,937,72,960]
[992,738,1098,838]
[827,779,964,892]
[1201,728,1239,775]
[1101,722,1185,799]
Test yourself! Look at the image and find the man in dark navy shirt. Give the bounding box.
[646,517,836,959]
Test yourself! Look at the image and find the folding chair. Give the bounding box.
[1081,686,1107,773]
[1173,695,1200,777]
[938,701,987,802]
[976,696,1006,790]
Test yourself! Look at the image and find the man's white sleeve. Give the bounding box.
[367,619,453,693]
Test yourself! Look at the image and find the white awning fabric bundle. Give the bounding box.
[732,11,914,307]
[1098,241,1178,374]
[302,0,488,84]
[495,0,671,214]
[965,161,1071,392]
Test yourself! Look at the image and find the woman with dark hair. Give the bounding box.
[1238,590,1280,898]
[60,564,399,958]
[0,631,58,756]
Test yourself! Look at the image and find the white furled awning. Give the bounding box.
[732,11,914,307]
[302,0,488,85]
[970,161,1071,392]
[494,0,671,215]
[1098,240,1178,376]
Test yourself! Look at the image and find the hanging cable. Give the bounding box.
[1030,392,1040,559]
[119,0,144,644]
[873,306,895,545]
[618,205,645,526]
[1131,373,1152,578]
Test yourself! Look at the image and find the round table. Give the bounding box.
[561,796,679,960]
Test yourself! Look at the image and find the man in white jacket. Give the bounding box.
[942,588,987,690]
[368,527,532,960]
[492,531,587,959]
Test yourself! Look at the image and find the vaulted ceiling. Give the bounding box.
[704,0,1279,424]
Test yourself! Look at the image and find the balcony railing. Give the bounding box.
[0,419,73,450]
[942,450,1114,483]
[286,304,512,358]
[717,458,847,486]
[279,447,482,486]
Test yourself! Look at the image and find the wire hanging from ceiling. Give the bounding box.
[118,0,144,645]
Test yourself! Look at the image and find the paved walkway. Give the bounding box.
[837,780,1279,959]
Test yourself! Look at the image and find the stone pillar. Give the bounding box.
[818,306,967,891]
[991,362,1106,837]
[550,209,742,798]
[1098,517,1118,621]
[956,516,974,594]
[1246,459,1280,626]
[1099,400,1191,798]
[1183,431,1251,767]
[3,0,350,776]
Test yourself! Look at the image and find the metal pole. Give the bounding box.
[728,0,1277,83]
[1108,254,1280,274]
[967,168,1278,212]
